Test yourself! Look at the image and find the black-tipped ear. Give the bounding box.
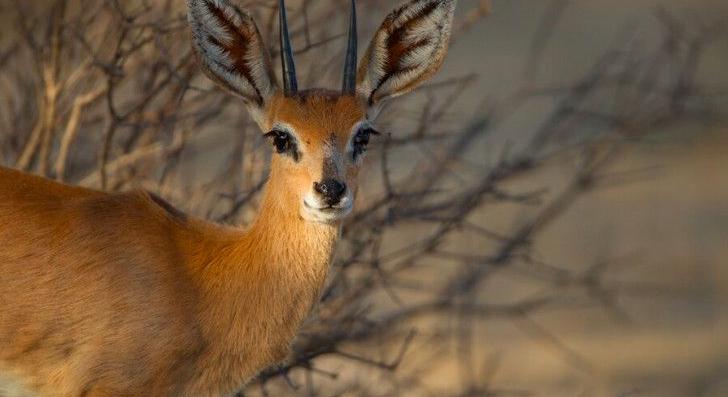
[357,0,456,108]
[188,0,278,123]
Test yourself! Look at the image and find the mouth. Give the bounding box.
[302,200,353,223]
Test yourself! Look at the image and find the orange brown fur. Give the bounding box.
[1,0,457,392]
[0,92,365,397]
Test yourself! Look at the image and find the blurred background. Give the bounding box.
[1,0,727,396]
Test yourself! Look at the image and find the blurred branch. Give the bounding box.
[0,2,726,397]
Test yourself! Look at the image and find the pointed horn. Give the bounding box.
[342,0,357,95]
[279,0,298,96]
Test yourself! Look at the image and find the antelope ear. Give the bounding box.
[188,0,277,125]
[357,0,456,110]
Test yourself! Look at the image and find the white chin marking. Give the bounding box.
[302,209,351,223]
[301,198,354,224]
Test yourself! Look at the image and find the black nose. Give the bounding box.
[314,179,347,206]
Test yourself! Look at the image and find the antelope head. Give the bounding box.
[188,0,457,223]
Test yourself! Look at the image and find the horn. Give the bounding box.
[279,0,298,96]
[342,0,357,95]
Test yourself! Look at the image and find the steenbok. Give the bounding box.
[0,0,457,395]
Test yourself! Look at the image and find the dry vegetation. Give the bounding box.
[0,0,726,396]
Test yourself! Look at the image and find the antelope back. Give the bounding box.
[0,167,204,396]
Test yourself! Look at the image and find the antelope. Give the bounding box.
[0,0,456,395]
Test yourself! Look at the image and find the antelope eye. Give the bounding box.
[264,129,299,161]
[266,130,290,153]
[352,127,380,160]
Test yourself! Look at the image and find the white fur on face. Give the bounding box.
[357,0,456,108]
[301,190,354,224]
[187,0,275,125]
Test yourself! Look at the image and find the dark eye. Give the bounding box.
[352,127,380,160]
[264,129,299,161]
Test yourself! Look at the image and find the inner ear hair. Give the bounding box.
[357,0,457,107]
[188,0,277,117]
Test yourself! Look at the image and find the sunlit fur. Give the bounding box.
[0,93,365,397]
[0,0,455,395]
[264,92,365,223]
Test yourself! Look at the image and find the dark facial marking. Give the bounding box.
[321,133,339,181]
